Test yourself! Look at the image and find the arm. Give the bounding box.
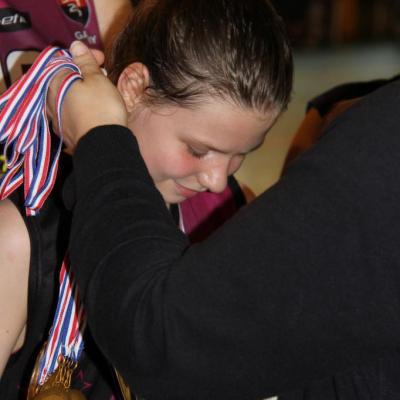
[63,43,400,398]
[70,88,400,399]
[0,199,30,376]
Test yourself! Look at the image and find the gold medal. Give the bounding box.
[27,344,45,399]
[32,388,86,400]
[28,350,86,400]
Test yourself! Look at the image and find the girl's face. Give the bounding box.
[128,98,278,204]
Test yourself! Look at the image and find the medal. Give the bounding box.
[27,345,43,400]
[32,389,85,400]
[26,257,86,398]
[28,353,86,400]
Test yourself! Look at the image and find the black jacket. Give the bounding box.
[69,79,400,399]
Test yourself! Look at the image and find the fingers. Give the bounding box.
[69,41,104,77]
[56,41,128,150]
[90,49,105,67]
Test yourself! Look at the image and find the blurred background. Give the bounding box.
[236,0,400,195]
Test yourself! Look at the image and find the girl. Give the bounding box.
[0,0,293,398]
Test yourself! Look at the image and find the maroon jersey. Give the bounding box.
[0,0,101,91]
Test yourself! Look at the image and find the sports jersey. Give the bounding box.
[0,0,102,181]
[0,0,101,92]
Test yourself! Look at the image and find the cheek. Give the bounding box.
[144,148,200,182]
[165,153,200,178]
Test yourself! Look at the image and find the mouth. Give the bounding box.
[174,182,202,199]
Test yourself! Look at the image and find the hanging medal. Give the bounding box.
[0,46,139,400]
[27,258,87,399]
[0,46,87,399]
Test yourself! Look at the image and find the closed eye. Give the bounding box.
[187,145,208,159]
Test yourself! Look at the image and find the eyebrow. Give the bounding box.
[189,137,265,156]
[187,139,226,154]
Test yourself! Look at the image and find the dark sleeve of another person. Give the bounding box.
[69,80,400,400]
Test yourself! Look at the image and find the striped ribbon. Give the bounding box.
[0,46,86,385]
[0,46,81,216]
[37,257,86,385]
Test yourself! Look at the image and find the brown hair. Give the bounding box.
[107,0,293,113]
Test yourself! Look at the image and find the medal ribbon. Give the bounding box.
[0,46,86,385]
[0,46,81,215]
[37,257,86,385]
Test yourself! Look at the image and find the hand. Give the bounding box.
[50,41,128,151]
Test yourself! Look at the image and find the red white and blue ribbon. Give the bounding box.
[0,46,85,385]
[37,258,86,385]
[0,46,81,216]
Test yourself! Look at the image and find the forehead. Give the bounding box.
[153,98,278,153]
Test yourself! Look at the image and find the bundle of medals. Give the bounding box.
[26,258,87,399]
[0,46,133,400]
[0,47,86,399]
[28,349,85,399]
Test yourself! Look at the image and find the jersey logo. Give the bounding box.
[58,0,89,25]
[0,8,31,32]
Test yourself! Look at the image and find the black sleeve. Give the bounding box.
[69,80,400,400]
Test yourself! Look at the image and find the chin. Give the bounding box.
[159,191,182,205]
[157,183,188,204]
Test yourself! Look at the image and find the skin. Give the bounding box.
[0,199,30,376]
[118,62,278,205]
[129,100,276,205]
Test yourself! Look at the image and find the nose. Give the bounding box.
[197,163,229,194]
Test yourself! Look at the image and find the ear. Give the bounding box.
[117,62,150,113]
